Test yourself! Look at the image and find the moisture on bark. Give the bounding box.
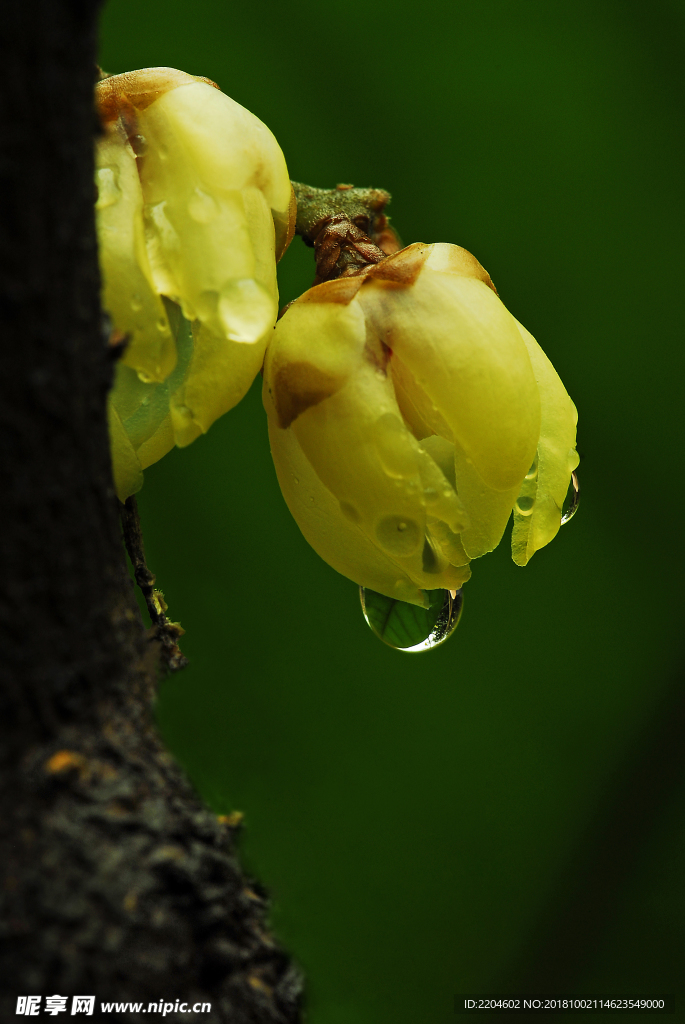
[0,4,302,1021]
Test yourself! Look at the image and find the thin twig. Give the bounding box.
[120,497,188,672]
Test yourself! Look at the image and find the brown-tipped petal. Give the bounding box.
[361,259,540,492]
[264,299,367,428]
[363,242,432,287]
[274,184,298,263]
[425,241,498,293]
[96,67,219,124]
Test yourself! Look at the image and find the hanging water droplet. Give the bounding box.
[359,586,463,652]
[561,470,580,525]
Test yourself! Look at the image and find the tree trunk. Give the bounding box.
[0,3,301,1020]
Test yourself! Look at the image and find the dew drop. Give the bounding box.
[561,470,580,525]
[515,495,535,515]
[188,188,218,224]
[359,587,463,652]
[95,166,120,209]
[130,294,143,312]
[375,515,421,555]
[174,403,192,421]
[219,279,276,343]
[372,413,416,478]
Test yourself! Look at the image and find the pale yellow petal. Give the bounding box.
[511,321,579,565]
[287,358,469,593]
[96,128,175,383]
[393,364,518,558]
[453,442,521,558]
[264,299,367,428]
[107,402,143,502]
[170,318,270,446]
[136,82,284,341]
[136,413,175,471]
[359,261,540,491]
[264,384,427,606]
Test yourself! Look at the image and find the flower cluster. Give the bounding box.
[96,68,293,499]
[96,67,579,614]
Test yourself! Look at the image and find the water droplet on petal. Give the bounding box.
[188,188,218,224]
[515,495,535,515]
[373,413,416,478]
[561,470,580,525]
[95,166,120,209]
[359,587,463,652]
[130,294,143,312]
[219,279,276,343]
[375,515,421,555]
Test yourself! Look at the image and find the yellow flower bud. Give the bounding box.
[96,68,295,500]
[263,243,578,605]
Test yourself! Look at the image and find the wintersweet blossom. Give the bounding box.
[263,242,579,606]
[96,67,294,499]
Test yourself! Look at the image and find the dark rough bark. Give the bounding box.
[0,4,302,1021]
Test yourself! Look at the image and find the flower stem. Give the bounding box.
[291,181,402,284]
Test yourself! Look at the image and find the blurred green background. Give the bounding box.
[100,1,685,1020]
